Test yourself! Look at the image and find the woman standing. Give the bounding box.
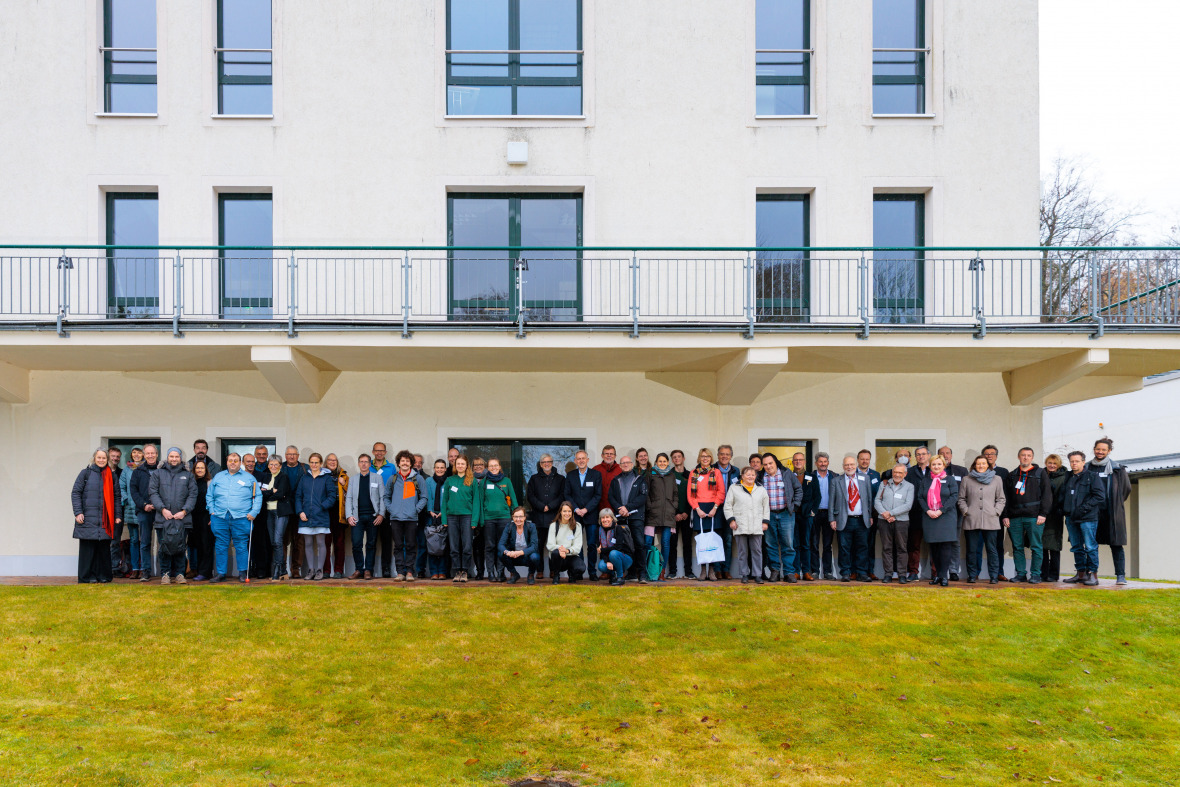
[424,459,451,580]
[260,455,292,581]
[190,460,214,581]
[1041,453,1067,582]
[645,453,678,582]
[725,466,770,584]
[442,455,478,583]
[596,508,635,586]
[479,457,518,582]
[687,448,726,581]
[324,454,350,578]
[120,446,143,578]
[957,455,1006,584]
[546,501,584,583]
[918,455,960,586]
[71,448,121,584]
[296,453,338,581]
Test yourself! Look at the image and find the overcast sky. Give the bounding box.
[1040,1,1180,242]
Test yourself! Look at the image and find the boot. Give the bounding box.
[1062,571,1085,584]
[707,565,718,581]
[1083,572,1099,586]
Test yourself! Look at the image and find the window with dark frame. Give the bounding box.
[103,0,157,113]
[219,194,273,319]
[106,193,159,319]
[872,0,926,114]
[874,439,934,475]
[447,0,582,116]
[756,0,810,116]
[449,438,586,507]
[872,194,925,324]
[217,0,272,115]
[756,194,810,323]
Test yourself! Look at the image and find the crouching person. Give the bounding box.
[547,501,585,584]
[149,447,197,584]
[498,506,540,585]
[596,508,636,586]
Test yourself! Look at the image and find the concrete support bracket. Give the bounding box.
[1003,348,1110,406]
[0,360,30,404]
[250,346,337,404]
[715,348,789,406]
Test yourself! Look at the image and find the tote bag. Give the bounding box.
[695,515,724,565]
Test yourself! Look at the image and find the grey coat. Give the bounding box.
[828,473,874,531]
[917,474,960,543]
[148,461,198,528]
[874,479,914,521]
[957,475,1006,531]
[71,464,122,541]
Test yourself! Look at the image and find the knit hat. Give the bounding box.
[166,446,183,459]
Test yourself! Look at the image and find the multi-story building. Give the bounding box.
[1,0,1177,575]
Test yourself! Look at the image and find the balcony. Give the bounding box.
[1,245,1178,339]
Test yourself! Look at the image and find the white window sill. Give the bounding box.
[871,113,936,119]
[755,115,819,120]
[444,115,586,120]
[94,112,158,118]
[210,114,275,119]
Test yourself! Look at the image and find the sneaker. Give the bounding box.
[139,573,151,583]
[160,574,170,585]
[208,574,225,584]
[405,573,415,582]
[1028,575,1042,585]
[193,575,208,582]
[1116,575,1128,586]
[174,574,187,585]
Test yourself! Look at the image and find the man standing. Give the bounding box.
[856,450,882,580]
[790,452,812,580]
[189,439,221,476]
[874,464,914,582]
[382,450,427,581]
[526,453,565,578]
[804,453,834,579]
[608,455,649,582]
[905,446,933,582]
[713,445,741,579]
[106,447,127,575]
[1089,437,1131,585]
[130,444,160,581]
[761,453,802,583]
[1062,450,1105,586]
[938,446,969,480]
[829,455,873,581]
[1001,447,1053,583]
[667,449,693,578]
[446,447,459,475]
[148,447,198,584]
[565,450,603,580]
[981,444,1010,581]
[371,443,395,485]
[253,445,270,479]
[346,453,383,580]
[938,446,969,580]
[593,445,622,520]
[206,453,261,583]
[281,445,308,579]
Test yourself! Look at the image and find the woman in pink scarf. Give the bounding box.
[919,455,960,586]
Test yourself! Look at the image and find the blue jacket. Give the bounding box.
[206,468,262,520]
[118,465,138,524]
[297,469,339,529]
[382,470,428,522]
[497,520,540,557]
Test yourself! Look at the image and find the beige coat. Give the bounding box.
[957,474,1006,531]
[724,483,770,535]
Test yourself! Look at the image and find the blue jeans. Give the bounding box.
[582,519,600,578]
[137,516,155,577]
[765,510,796,573]
[647,529,673,579]
[1066,517,1099,573]
[837,520,870,578]
[211,515,252,577]
[415,516,430,576]
[598,551,633,580]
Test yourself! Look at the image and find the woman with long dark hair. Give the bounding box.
[190,460,214,581]
[442,454,478,583]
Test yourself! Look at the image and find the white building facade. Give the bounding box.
[1,0,1178,575]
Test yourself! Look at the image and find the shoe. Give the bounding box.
[405,573,415,582]
[452,572,461,583]
[1063,571,1085,584]
[906,573,919,583]
[160,574,170,585]
[949,573,959,582]
[741,577,749,584]
[552,575,560,585]
[348,570,363,580]
[940,578,949,587]
[461,571,469,583]
[610,578,623,586]
[802,573,814,581]
[786,573,798,583]
[239,573,248,583]
[857,576,872,582]
[194,574,208,582]
[929,578,938,585]
[989,578,998,584]
[883,576,893,583]
[314,569,324,581]
[1028,575,1042,585]
[130,570,141,580]
[527,574,536,585]
[769,570,780,582]
[997,575,1008,582]
[139,573,151,583]
[638,576,648,585]
[966,576,976,584]
[898,576,908,584]
[1083,572,1099,586]
[507,573,518,584]
[755,576,765,585]
[417,571,427,579]
[1116,575,1128,585]
[697,570,707,581]
[175,574,187,585]
[209,574,225,584]
[271,567,281,582]
[869,573,879,581]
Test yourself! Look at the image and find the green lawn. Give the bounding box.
[1,585,1178,786]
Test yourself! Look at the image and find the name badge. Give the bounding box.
[238,480,247,487]
[939,479,946,485]
[805,475,812,482]
[675,479,682,485]
[486,483,495,490]
[1071,489,1076,495]
[1015,481,1024,491]
[857,475,866,481]
[450,486,458,493]
[1099,471,1109,478]
[585,481,594,487]
[953,475,962,482]
[371,482,380,489]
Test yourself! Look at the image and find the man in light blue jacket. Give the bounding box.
[206,453,262,583]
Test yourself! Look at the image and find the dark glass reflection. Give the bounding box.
[520,198,579,321]
[755,0,809,115]
[872,0,924,113]
[107,194,159,318]
[220,195,273,318]
[873,196,924,323]
[451,198,512,319]
[218,0,272,114]
[756,196,809,322]
[105,0,157,113]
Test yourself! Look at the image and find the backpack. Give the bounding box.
[426,524,448,556]
[646,538,663,581]
[158,517,187,558]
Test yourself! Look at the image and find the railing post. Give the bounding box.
[857,252,870,340]
[1089,251,1104,339]
[744,251,755,339]
[401,250,412,339]
[172,250,183,338]
[969,254,986,339]
[56,252,72,338]
[515,255,527,339]
[629,251,639,338]
[287,251,297,338]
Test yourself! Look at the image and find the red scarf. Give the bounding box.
[101,466,117,539]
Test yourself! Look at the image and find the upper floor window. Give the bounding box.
[103,0,157,113]
[217,0,272,115]
[446,0,582,116]
[756,0,810,116]
[219,194,273,318]
[873,194,925,323]
[756,194,810,322]
[106,193,159,318]
[872,0,927,114]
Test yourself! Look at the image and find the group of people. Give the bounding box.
[70,437,1131,588]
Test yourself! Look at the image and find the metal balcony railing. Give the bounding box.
[1,245,1178,339]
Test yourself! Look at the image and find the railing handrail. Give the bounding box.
[5,244,1179,253]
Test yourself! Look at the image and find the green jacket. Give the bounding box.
[479,476,518,521]
[441,476,478,526]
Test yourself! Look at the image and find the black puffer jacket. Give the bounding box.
[149,461,198,528]
[71,464,121,540]
[526,464,565,527]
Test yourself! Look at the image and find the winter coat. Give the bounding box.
[645,472,679,529]
[297,469,338,529]
[261,470,294,517]
[383,470,428,522]
[608,471,649,523]
[497,521,540,557]
[130,462,160,527]
[957,475,1006,531]
[148,461,198,528]
[686,467,726,511]
[916,474,960,544]
[71,464,121,540]
[206,468,262,520]
[1002,465,1053,520]
[1063,469,1107,525]
[724,483,771,536]
[526,465,566,527]
[118,465,138,525]
[593,462,623,514]
[1043,467,1068,551]
[1090,461,1130,546]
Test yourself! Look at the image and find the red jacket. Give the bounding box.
[594,461,622,515]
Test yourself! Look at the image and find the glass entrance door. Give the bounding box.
[448,438,585,511]
[221,438,277,468]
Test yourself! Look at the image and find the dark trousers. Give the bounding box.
[533,513,556,576]
[837,519,870,578]
[966,529,1001,579]
[866,521,878,576]
[1108,544,1127,576]
[502,551,540,576]
[549,549,586,578]
[415,512,431,576]
[375,521,394,576]
[325,518,347,575]
[249,511,272,578]
[576,515,601,579]
[78,539,113,583]
[191,514,214,577]
[1041,549,1061,582]
[352,517,377,573]
[391,519,417,577]
[159,551,186,578]
[669,520,694,577]
[483,518,509,579]
[792,513,812,575]
[448,515,473,575]
[809,509,833,577]
[626,519,646,579]
[472,526,486,577]
[930,541,954,581]
[138,519,155,577]
[878,518,910,577]
[907,519,924,576]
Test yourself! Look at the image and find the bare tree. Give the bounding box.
[1039,156,1140,320]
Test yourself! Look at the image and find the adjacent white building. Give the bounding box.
[1,0,1178,575]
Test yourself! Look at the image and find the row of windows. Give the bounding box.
[104,191,925,322]
[102,0,927,117]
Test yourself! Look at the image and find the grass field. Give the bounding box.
[1,584,1178,786]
